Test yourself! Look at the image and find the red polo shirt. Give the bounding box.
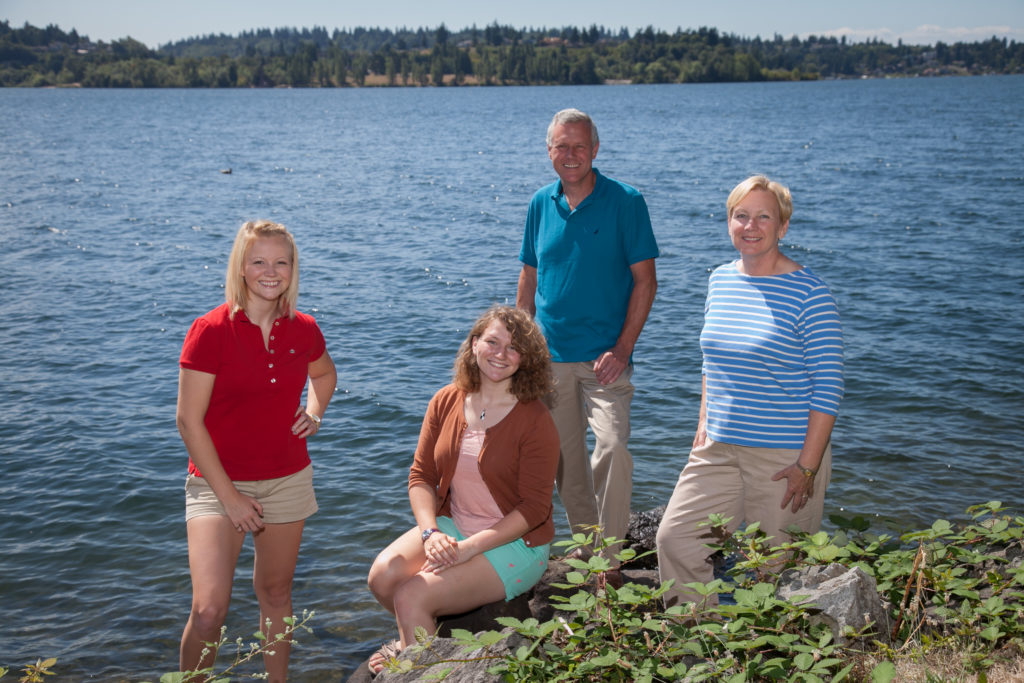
[180,303,327,481]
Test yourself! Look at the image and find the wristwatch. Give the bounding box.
[421,528,440,542]
[309,413,321,427]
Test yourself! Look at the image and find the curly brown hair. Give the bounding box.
[453,305,553,403]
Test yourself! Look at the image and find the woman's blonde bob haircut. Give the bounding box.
[224,220,300,319]
[453,305,553,403]
[726,175,794,224]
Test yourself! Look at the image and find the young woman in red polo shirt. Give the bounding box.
[176,220,336,682]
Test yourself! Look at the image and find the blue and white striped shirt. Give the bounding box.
[700,262,844,449]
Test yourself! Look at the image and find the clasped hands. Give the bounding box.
[421,532,461,573]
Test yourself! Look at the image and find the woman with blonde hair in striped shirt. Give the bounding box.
[656,175,844,609]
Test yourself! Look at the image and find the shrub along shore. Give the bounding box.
[365,502,1024,681]
[3,502,1020,682]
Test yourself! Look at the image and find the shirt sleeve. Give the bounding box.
[518,194,541,268]
[179,317,220,374]
[623,190,659,265]
[408,390,444,492]
[308,319,327,362]
[510,404,560,530]
[800,284,845,416]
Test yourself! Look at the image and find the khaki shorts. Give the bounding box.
[185,464,318,524]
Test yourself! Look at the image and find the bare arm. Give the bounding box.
[409,482,461,570]
[424,509,531,574]
[176,368,265,531]
[409,482,442,535]
[516,265,537,316]
[594,258,657,385]
[291,350,337,438]
[693,375,708,449]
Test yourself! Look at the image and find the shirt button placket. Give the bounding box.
[268,320,280,384]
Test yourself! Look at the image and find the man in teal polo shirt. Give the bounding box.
[517,108,658,578]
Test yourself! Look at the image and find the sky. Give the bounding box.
[2,0,1023,48]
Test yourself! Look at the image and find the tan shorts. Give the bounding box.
[184,464,318,524]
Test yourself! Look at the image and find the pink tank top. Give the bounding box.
[450,429,504,536]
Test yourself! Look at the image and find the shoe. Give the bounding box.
[368,639,401,676]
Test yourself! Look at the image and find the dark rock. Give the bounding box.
[436,589,532,637]
[625,506,665,570]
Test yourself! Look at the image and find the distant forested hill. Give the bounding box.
[2,19,1021,87]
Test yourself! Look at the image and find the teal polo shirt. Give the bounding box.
[519,168,659,362]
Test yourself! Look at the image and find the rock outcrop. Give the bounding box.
[346,559,658,682]
[347,509,895,681]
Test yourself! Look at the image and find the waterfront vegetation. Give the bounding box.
[3,502,1020,681]
[2,20,1022,88]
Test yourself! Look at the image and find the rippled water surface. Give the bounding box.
[1,77,1023,680]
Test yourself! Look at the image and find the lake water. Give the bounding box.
[1,76,1022,680]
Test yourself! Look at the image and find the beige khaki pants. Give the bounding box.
[656,438,831,607]
[549,361,634,561]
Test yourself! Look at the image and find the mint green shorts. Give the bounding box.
[436,516,549,601]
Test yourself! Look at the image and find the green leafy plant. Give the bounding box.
[479,504,1023,682]
[0,658,57,683]
[5,504,1021,681]
[143,610,315,683]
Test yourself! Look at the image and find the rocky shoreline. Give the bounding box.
[346,507,895,682]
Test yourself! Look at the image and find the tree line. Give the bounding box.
[2,19,1021,88]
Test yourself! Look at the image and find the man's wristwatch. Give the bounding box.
[421,528,440,542]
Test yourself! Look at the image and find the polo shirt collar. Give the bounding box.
[552,167,605,211]
[234,307,288,326]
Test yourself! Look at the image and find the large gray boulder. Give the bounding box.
[776,563,891,646]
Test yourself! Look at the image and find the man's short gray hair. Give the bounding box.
[546,108,599,147]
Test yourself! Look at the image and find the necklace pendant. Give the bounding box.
[479,409,486,421]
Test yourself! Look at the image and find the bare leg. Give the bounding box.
[367,526,428,616]
[392,553,506,647]
[251,520,304,683]
[366,527,506,672]
[180,515,245,674]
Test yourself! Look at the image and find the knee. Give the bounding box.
[656,517,695,559]
[655,520,675,554]
[593,432,630,458]
[367,554,392,591]
[367,552,407,602]
[190,599,230,635]
[254,576,293,609]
